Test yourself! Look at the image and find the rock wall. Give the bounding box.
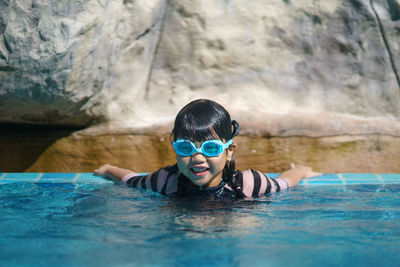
[0,0,167,126]
[0,0,399,135]
[3,130,400,173]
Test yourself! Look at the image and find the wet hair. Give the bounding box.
[171,99,241,187]
[171,99,239,142]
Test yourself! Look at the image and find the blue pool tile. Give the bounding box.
[320,174,341,180]
[345,180,382,184]
[341,173,379,180]
[38,173,77,183]
[378,174,400,182]
[302,180,344,185]
[305,174,341,181]
[78,173,106,180]
[40,173,78,183]
[0,180,27,184]
[78,173,103,179]
[2,173,41,180]
[0,173,399,185]
[78,178,111,183]
[78,180,113,184]
[41,173,77,180]
[77,173,113,183]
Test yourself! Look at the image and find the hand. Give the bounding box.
[94,164,134,182]
[289,163,322,179]
[94,164,113,177]
[279,163,322,187]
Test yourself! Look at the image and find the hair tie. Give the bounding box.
[231,119,240,137]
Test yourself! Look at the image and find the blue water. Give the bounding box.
[1,183,399,267]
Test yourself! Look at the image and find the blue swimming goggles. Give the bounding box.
[172,139,233,157]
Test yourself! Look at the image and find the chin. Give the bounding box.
[189,176,210,186]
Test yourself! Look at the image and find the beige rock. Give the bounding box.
[145,0,400,135]
[0,0,399,137]
[0,0,167,126]
[1,125,399,173]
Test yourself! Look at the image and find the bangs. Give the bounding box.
[173,113,220,142]
[172,99,233,143]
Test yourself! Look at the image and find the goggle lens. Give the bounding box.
[172,139,232,157]
[177,141,194,155]
[203,142,219,154]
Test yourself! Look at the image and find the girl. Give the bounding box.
[95,99,321,198]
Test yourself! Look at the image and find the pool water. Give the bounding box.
[1,183,399,267]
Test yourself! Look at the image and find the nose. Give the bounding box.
[191,152,207,162]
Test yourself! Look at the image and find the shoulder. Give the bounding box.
[123,165,180,194]
[237,169,261,197]
[241,169,266,181]
[239,169,289,197]
[239,169,274,197]
[149,166,181,194]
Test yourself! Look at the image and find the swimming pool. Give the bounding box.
[1,174,399,266]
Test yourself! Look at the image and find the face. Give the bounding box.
[175,140,236,188]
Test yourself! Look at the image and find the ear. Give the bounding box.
[226,143,237,162]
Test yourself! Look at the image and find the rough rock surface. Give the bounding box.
[1,0,400,136]
[0,0,167,126]
[2,131,399,173]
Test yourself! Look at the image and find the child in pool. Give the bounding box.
[95,99,321,198]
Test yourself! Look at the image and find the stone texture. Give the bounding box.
[0,0,400,136]
[76,110,400,138]
[0,0,167,126]
[1,130,398,173]
[145,0,400,133]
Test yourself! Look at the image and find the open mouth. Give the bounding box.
[191,167,209,176]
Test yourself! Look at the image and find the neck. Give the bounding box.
[202,174,223,189]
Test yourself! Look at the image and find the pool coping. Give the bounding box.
[0,173,399,185]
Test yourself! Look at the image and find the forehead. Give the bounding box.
[175,127,221,142]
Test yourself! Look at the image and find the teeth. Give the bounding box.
[192,167,207,172]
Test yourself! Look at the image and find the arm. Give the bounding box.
[277,163,322,187]
[94,164,178,194]
[94,164,134,182]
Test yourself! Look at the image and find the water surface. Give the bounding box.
[1,183,399,266]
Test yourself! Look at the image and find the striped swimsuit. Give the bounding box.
[122,165,290,198]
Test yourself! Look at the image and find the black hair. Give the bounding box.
[171,99,241,189]
[172,99,239,142]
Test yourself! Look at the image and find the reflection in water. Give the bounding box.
[162,195,272,239]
